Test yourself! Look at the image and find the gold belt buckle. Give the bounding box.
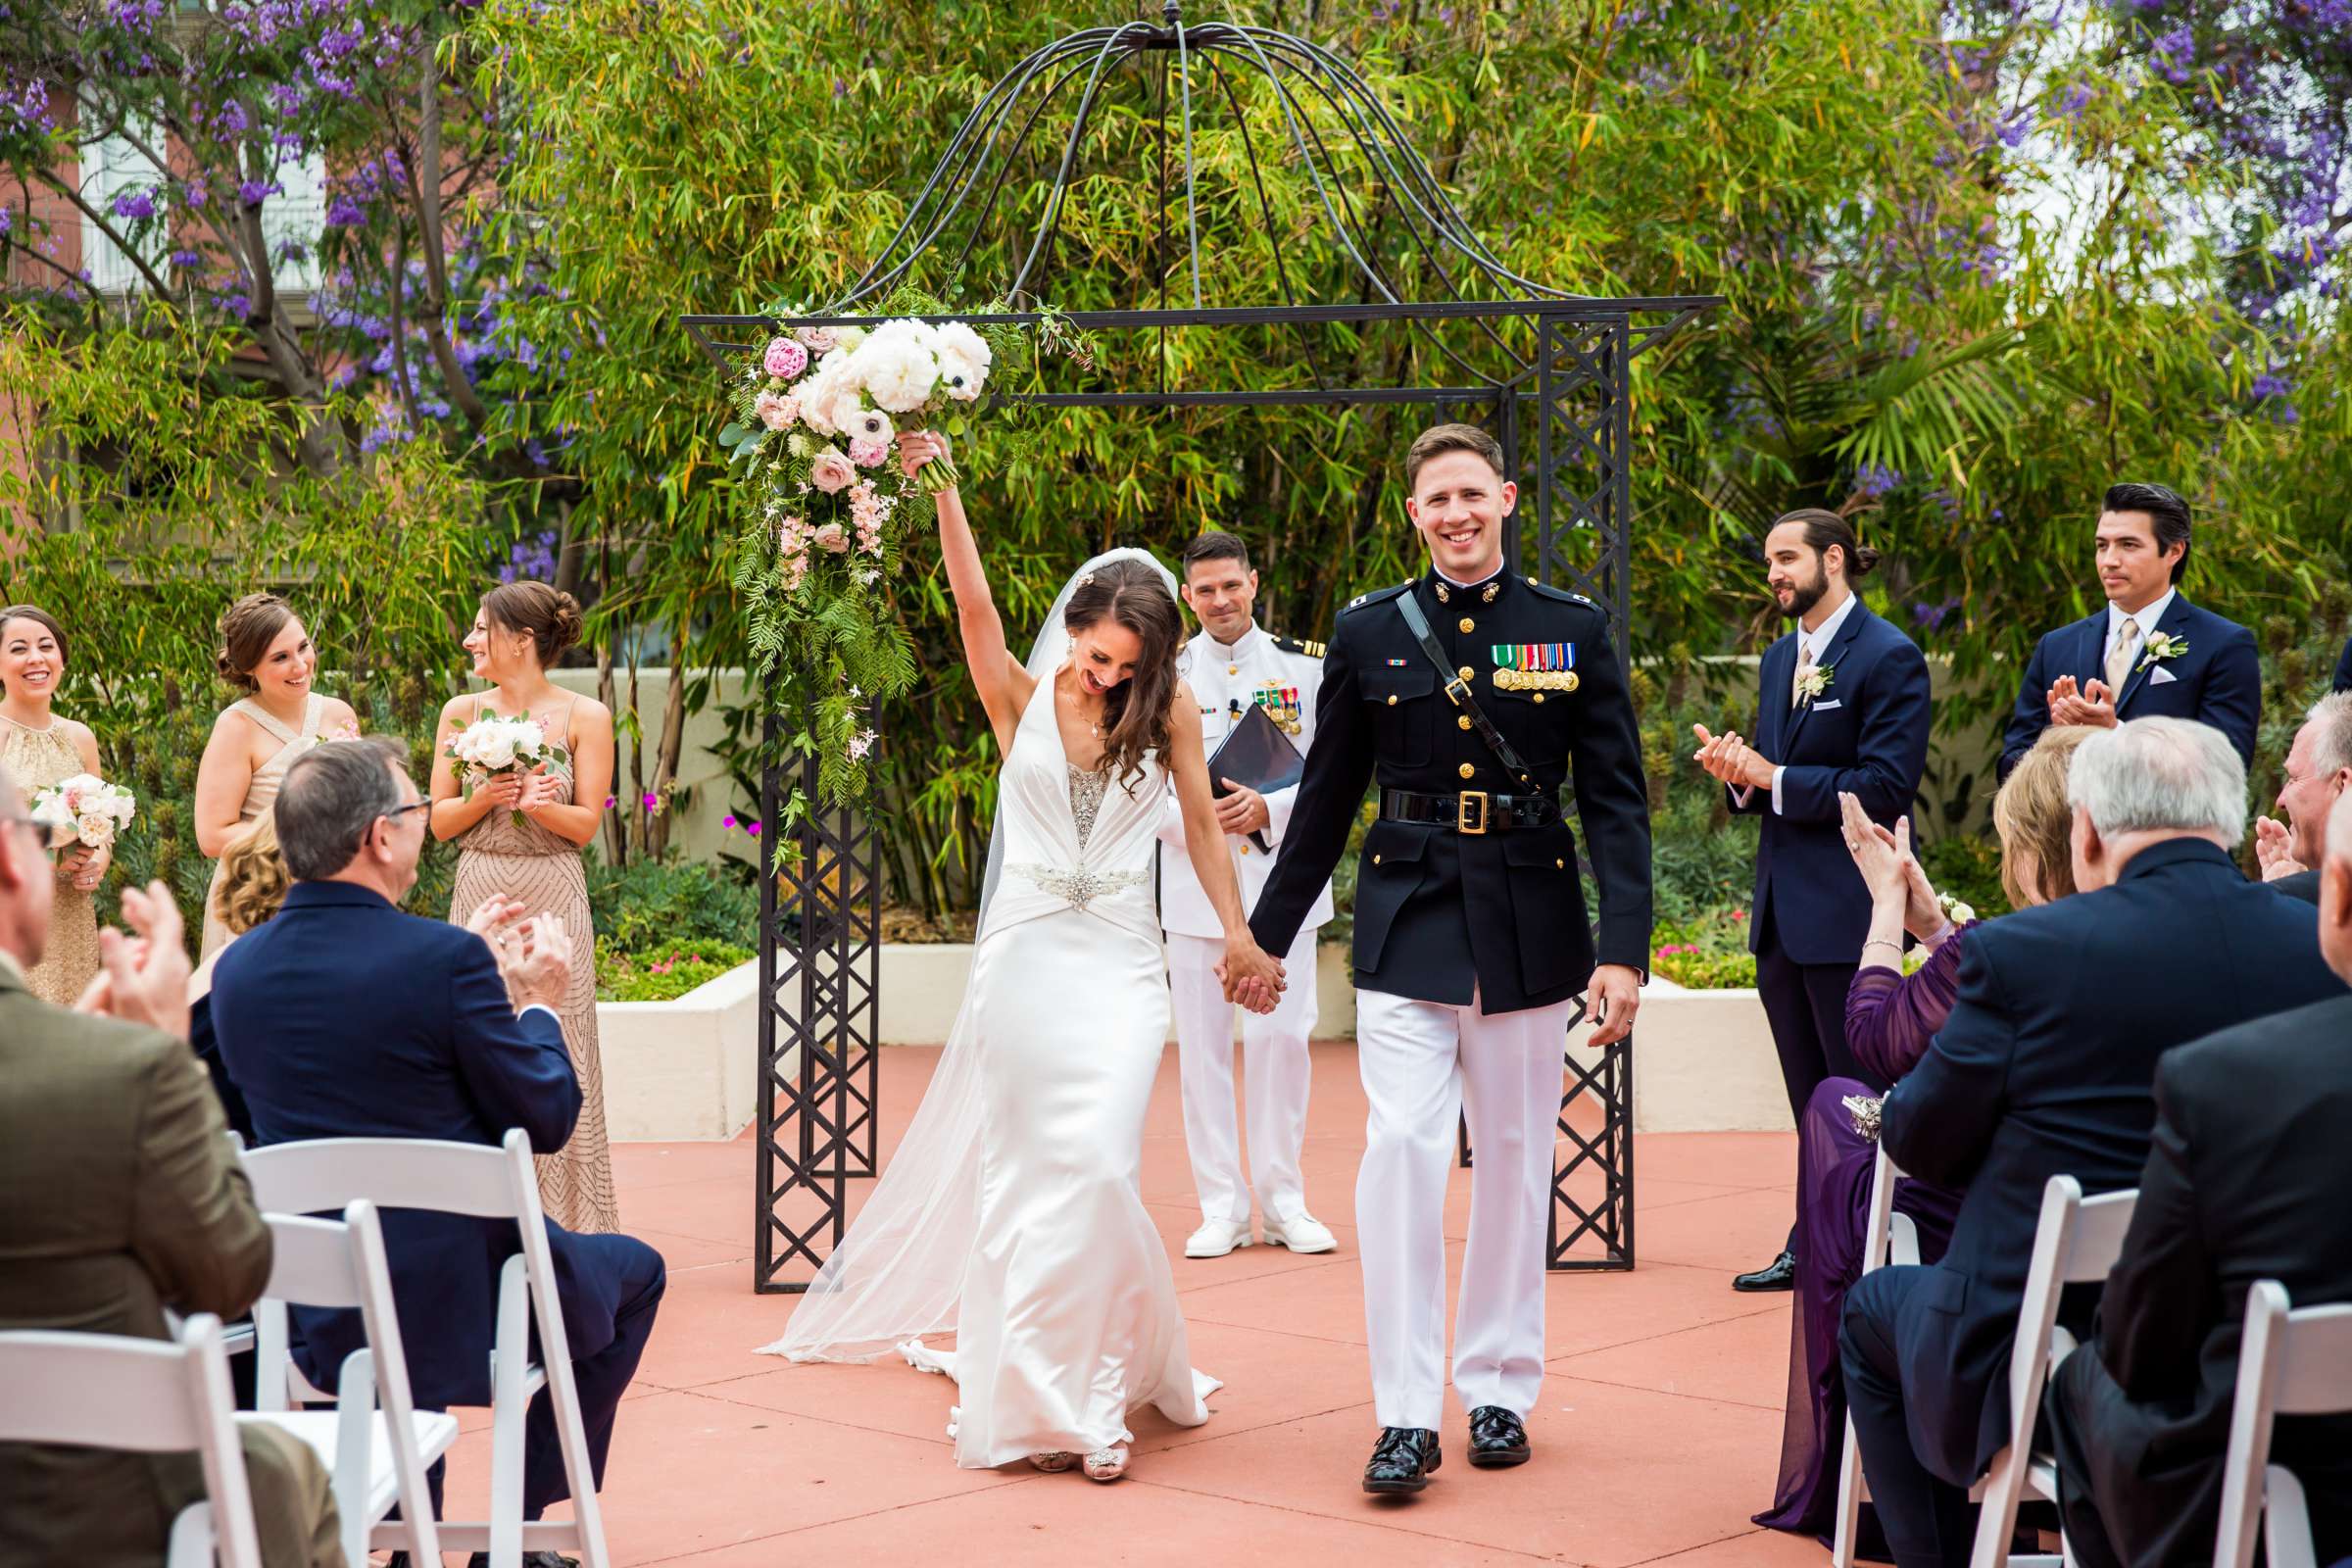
[1456,791,1490,835]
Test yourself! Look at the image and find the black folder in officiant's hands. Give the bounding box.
[1207,702,1304,856]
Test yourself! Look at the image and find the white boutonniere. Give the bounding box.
[1795,662,1835,707]
[2136,631,2187,672]
[1937,891,1976,925]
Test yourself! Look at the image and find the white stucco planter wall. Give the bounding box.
[1569,978,1791,1133]
[598,959,762,1142]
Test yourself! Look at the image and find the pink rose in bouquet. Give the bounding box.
[754,391,800,431]
[809,447,857,493]
[762,336,809,379]
[811,522,851,553]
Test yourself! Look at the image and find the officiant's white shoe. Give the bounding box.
[1083,1446,1130,1482]
[1260,1211,1337,1254]
[1184,1216,1254,1258]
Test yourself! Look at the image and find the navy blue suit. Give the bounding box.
[1999,596,2260,780]
[1734,600,1933,1178]
[2333,632,2351,694]
[215,882,664,1520]
[1838,841,2340,1567]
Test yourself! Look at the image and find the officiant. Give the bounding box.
[1158,530,1339,1262]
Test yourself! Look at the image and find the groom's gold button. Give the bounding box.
[1457,665,1475,681]
[1533,693,1546,704]
[1556,858,1566,868]
[1373,854,1383,864]
[1457,714,1473,730]
[1458,762,1476,779]
[1458,617,1475,634]
[1386,694,1397,707]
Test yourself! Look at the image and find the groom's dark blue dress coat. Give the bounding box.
[1998,594,2259,779]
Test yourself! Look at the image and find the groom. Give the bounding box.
[1243,421,1653,1495]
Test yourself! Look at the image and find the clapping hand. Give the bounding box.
[493,911,575,1013]
[74,880,192,1041]
[465,894,530,945]
[1215,935,1287,1015]
[1838,794,1943,938]
[1215,779,1271,838]
[2253,814,2306,881]
[1690,723,1774,792]
[2047,675,2119,729]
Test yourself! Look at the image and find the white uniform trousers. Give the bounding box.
[1165,926,1321,1226]
[1353,987,1572,1432]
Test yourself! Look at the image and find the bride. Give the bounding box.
[759,429,1289,1482]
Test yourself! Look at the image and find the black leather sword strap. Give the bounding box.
[1394,590,1539,789]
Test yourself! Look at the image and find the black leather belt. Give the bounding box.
[1380,788,1559,836]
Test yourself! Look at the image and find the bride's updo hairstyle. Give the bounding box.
[1064,559,1182,792]
[481,580,586,667]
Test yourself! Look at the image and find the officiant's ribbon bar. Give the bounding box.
[1492,643,1580,693]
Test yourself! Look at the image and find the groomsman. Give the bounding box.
[1692,510,1932,1293]
[1158,530,1338,1260]
[1998,481,2260,778]
[1248,422,1652,1496]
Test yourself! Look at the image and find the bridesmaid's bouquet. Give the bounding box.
[29,773,136,852]
[447,712,554,827]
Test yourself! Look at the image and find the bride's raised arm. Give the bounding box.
[899,429,1035,754]
[1164,687,1287,1013]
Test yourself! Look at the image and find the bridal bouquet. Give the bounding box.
[29,773,136,851]
[447,711,554,827]
[713,294,1087,815]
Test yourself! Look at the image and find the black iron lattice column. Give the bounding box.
[753,710,883,1293]
[1531,309,1637,1271]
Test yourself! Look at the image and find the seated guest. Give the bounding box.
[1756,725,2093,1544]
[2334,632,2350,695]
[1998,483,2259,780]
[2252,691,2352,905]
[0,768,342,1567]
[1839,716,2341,1568]
[214,739,663,1568]
[2048,785,2352,1568]
[188,813,291,1142]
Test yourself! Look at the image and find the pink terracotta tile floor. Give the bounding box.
[433,1043,1828,1566]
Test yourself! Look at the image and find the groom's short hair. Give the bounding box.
[1405,422,1505,491]
[1181,530,1251,575]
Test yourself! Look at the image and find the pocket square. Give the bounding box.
[2148,664,2179,685]
[1810,698,1843,711]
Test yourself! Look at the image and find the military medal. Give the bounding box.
[1492,642,1579,693]
[1253,683,1304,735]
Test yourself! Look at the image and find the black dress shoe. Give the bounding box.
[462,1553,580,1568]
[1362,1426,1443,1494]
[1466,1404,1532,1467]
[1733,1249,1796,1292]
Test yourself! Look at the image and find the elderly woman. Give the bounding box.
[1755,725,2095,1545]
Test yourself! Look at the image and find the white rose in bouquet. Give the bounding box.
[853,318,943,415]
[796,351,866,438]
[929,320,993,401]
[446,712,555,826]
[30,773,137,852]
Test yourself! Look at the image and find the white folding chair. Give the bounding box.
[249,1204,459,1567]
[2215,1279,2352,1568]
[1966,1175,2139,1568]
[1832,1142,1926,1568]
[240,1128,610,1568]
[0,1314,265,1568]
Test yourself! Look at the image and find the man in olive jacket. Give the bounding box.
[0,767,340,1567]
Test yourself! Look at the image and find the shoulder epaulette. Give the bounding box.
[1524,579,1603,612]
[1270,632,1329,660]
[1342,581,1415,614]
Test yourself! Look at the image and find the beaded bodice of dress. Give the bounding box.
[1067,764,1109,852]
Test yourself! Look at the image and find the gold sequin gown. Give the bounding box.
[448,709,616,1234]
[0,715,99,1004]
[200,695,325,960]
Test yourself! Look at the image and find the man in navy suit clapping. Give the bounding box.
[1998,482,2260,780]
[1692,510,1933,1292]
[217,739,664,1568]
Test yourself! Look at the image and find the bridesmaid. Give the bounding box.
[430,580,618,1234]
[0,604,108,1003]
[193,594,359,958]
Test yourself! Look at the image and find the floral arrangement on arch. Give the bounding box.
[716,293,1086,824]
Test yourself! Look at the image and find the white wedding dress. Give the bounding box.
[760,549,1217,1469]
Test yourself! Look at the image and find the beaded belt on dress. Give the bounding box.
[1011,862,1148,911]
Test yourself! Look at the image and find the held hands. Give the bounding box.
[514,768,562,815]
[1215,934,1287,1015]
[895,428,953,484]
[1215,779,1271,838]
[1837,793,1946,941]
[57,841,108,893]
[73,880,192,1041]
[2253,815,2307,881]
[2046,675,2119,729]
[475,770,526,809]
[1582,963,1642,1047]
[1690,723,1775,792]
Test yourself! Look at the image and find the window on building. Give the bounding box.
[81,122,326,297]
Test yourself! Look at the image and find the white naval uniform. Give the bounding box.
[1157,623,1335,1228]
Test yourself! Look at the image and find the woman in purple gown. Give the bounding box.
[1755,726,2094,1546]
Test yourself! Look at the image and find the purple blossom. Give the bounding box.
[2250,372,2294,400]
[110,190,157,221]
[237,178,282,208]
[1852,464,1904,501]
[324,194,366,226]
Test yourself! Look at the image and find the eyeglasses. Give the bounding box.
[380,800,431,828]
[0,813,58,860]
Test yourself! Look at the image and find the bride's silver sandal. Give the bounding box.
[1028,1450,1076,1473]
[1083,1446,1129,1482]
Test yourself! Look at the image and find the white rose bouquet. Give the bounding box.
[30,773,136,852]
[447,712,555,827]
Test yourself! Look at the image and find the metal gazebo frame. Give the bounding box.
[683,4,1717,1294]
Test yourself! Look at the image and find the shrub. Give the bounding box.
[584,854,760,954]
[595,935,755,1003]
